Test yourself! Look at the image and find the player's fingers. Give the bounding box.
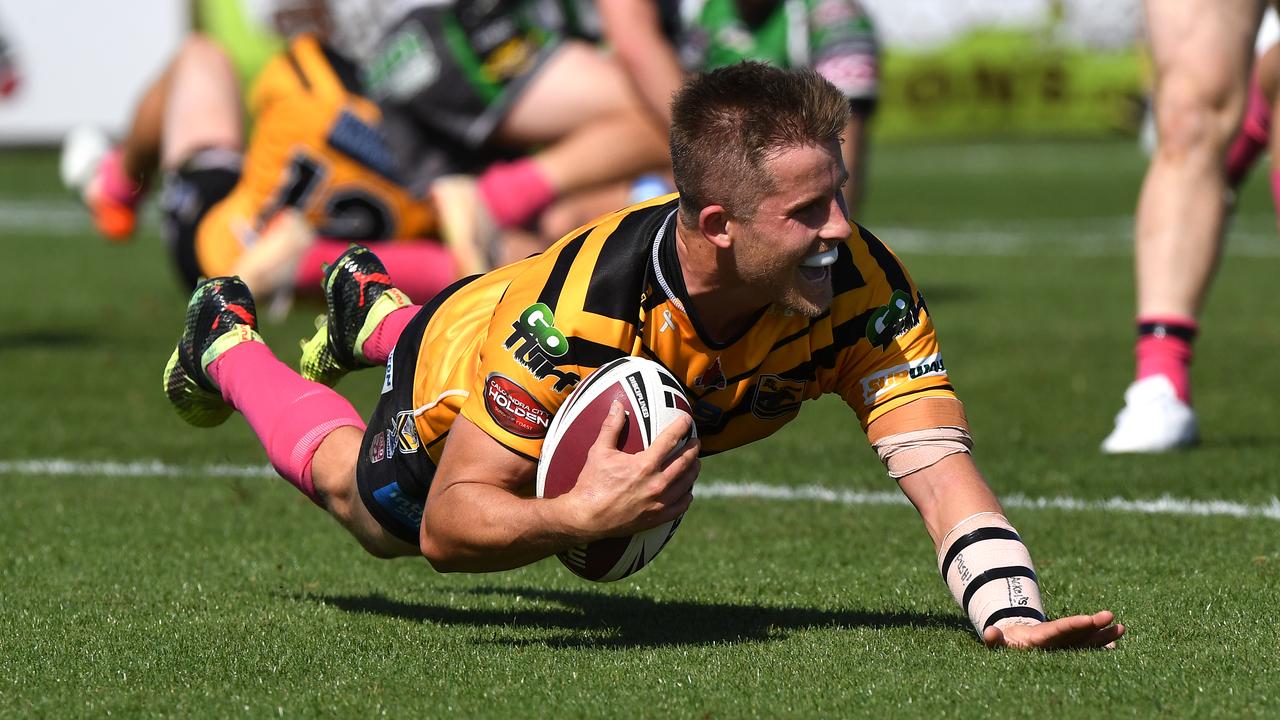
[1084,623,1125,649]
[658,482,695,521]
[1040,613,1121,649]
[660,435,700,473]
[592,400,628,452]
[657,457,700,503]
[645,413,694,464]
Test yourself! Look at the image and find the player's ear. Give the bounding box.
[697,204,733,250]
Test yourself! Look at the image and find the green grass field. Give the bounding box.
[2,140,1278,718]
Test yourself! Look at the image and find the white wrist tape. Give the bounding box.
[937,512,1046,635]
[872,426,972,479]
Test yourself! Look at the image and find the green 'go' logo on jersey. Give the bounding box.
[865,290,917,348]
[519,303,567,358]
[503,302,580,393]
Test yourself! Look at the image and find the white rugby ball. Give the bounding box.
[537,356,696,582]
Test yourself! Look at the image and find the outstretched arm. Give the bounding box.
[897,453,1123,649]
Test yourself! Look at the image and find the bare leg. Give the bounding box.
[119,64,171,188]
[160,34,243,171]
[310,427,419,558]
[1136,0,1264,318]
[1103,0,1266,453]
[495,41,668,195]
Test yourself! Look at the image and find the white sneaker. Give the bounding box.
[1100,375,1199,454]
[59,124,111,192]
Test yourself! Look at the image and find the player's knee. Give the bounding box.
[1156,81,1244,158]
[312,466,359,523]
[177,34,233,73]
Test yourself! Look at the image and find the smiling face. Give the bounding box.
[727,140,851,317]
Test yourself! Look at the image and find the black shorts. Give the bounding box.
[158,148,241,289]
[355,275,477,544]
[364,3,562,150]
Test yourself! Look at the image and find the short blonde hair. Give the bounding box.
[670,62,850,226]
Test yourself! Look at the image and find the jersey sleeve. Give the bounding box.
[832,226,956,431]
[456,298,583,460]
[457,282,634,461]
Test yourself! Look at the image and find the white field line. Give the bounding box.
[3,458,1279,522]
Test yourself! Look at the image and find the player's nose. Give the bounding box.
[821,195,852,240]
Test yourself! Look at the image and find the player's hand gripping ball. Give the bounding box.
[537,357,696,581]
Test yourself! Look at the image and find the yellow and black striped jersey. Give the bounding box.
[407,195,955,463]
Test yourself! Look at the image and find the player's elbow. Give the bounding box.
[419,528,464,573]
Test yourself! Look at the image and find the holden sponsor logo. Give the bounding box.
[860,353,947,404]
[485,373,552,439]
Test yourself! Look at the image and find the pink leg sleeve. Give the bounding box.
[207,342,364,505]
[293,240,458,304]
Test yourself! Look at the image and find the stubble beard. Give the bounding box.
[735,229,833,319]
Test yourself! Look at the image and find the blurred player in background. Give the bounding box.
[60,1,458,306]
[535,0,880,242]
[160,63,1122,651]
[1102,0,1270,453]
[366,0,672,275]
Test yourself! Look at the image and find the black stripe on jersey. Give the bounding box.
[770,324,817,353]
[583,209,659,322]
[858,224,911,296]
[284,49,312,92]
[883,384,955,403]
[536,228,591,313]
[775,307,875,380]
[563,337,628,368]
[831,241,866,295]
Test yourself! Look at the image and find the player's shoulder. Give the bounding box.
[509,195,677,322]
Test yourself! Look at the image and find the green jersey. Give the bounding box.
[679,0,878,101]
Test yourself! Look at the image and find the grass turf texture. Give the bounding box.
[2,141,1278,717]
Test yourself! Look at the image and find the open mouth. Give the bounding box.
[798,247,837,282]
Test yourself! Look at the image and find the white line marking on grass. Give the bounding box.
[4,458,1280,522]
[696,483,1280,521]
[0,458,274,479]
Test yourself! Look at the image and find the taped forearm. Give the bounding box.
[937,512,1046,635]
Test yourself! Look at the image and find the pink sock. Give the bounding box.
[1226,76,1271,188]
[1135,315,1197,403]
[207,342,364,505]
[477,159,557,228]
[360,306,418,364]
[293,239,458,304]
[98,148,143,206]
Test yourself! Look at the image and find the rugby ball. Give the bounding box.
[537,356,696,582]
